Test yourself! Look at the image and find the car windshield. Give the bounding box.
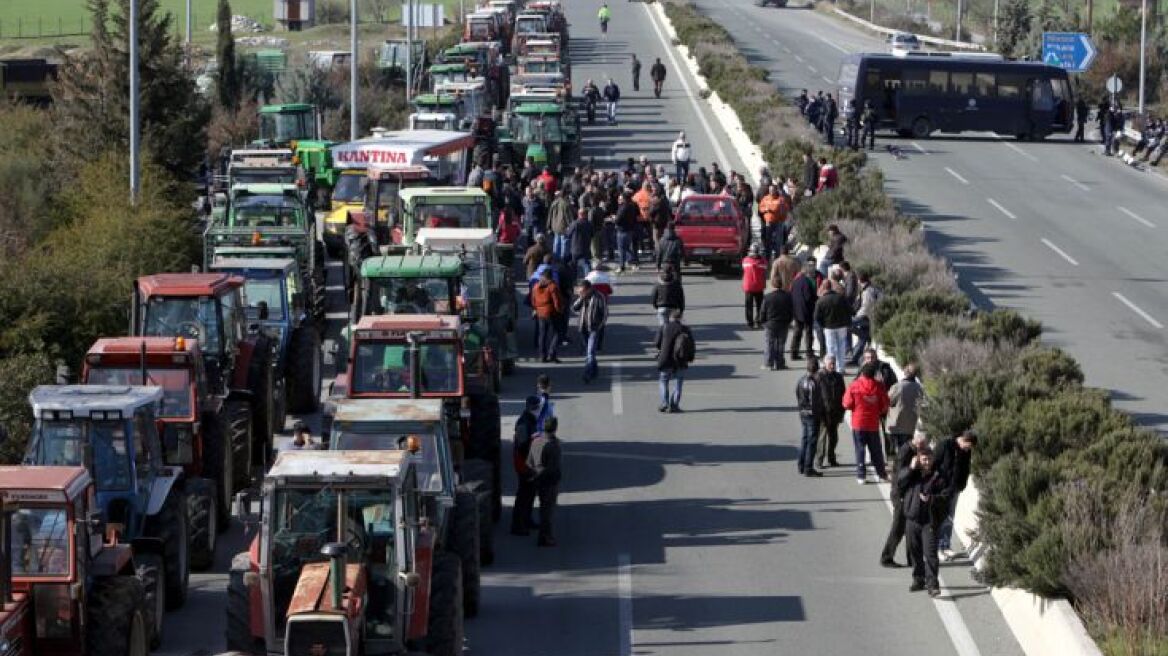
[85,368,193,418]
[143,297,222,355]
[365,277,456,315]
[9,508,71,577]
[231,195,301,227]
[677,198,740,226]
[414,202,489,229]
[331,426,444,492]
[351,342,460,394]
[332,173,365,203]
[32,420,131,491]
[270,487,396,632]
[242,278,288,321]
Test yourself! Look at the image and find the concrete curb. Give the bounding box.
[652,4,1102,654]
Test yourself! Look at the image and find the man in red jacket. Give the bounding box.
[843,362,890,484]
[741,243,768,328]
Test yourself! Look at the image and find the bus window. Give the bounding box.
[950,72,974,97]
[903,69,928,95]
[998,74,1025,98]
[975,73,996,97]
[1030,79,1054,111]
[929,70,947,94]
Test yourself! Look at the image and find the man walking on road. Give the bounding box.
[615,193,639,273]
[770,244,800,292]
[650,57,667,98]
[510,395,541,535]
[651,269,685,327]
[631,54,641,92]
[881,430,929,567]
[603,78,621,124]
[934,429,977,562]
[790,260,818,360]
[795,356,826,478]
[671,132,692,182]
[742,243,767,329]
[655,221,684,273]
[814,276,852,372]
[816,355,845,468]
[1074,96,1089,142]
[572,280,609,383]
[655,310,693,413]
[527,416,563,547]
[598,3,611,34]
[887,364,923,451]
[759,277,793,370]
[532,269,564,363]
[844,362,890,484]
[900,445,945,596]
[565,208,594,279]
[548,189,573,260]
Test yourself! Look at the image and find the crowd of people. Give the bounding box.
[796,88,879,151]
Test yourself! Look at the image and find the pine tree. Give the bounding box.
[216,0,241,109]
[996,0,1031,58]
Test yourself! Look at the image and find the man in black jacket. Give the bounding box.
[651,269,685,327]
[814,280,852,373]
[934,429,977,561]
[571,280,608,383]
[759,281,793,370]
[510,396,542,535]
[881,430,928,566]
[815,354,845,469]
[794,356,825,477]
[790,261,818,360]
[527,416,563,547]
[615,194,640,272]
[565,208,595,279]
[655,221,685,272]
[654,309,691,413]
[899,446,946,596]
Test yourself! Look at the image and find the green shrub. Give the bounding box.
[871,288,969,328]
[957,308,1043,348]
[1068,427,1168,493]
[0,352,53,465]
[920,368,1016,440]
[1016,346,1084,395]
[875,309,957,365]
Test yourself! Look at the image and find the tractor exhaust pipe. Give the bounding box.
[130,279,142,335]
[140,340,148,386]
[321,543,347,611]
[406,331,423,399]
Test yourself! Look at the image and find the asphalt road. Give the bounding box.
[695,0,1168,431]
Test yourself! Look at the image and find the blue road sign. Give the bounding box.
[1042,32,1098,73]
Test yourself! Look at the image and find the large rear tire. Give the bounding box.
[201,409,234,527]
[152,488,190,610]
[450,490,482,618]
[227,554,262,654]
[187,478,218,571]
[467,393,502,522]
[134,553,165,649]
[459,459,496,567]
[248,346,276,471]
[286,326,322,413]
[426,554,465,656]
[87,575,149,656]
[224,401,253,493]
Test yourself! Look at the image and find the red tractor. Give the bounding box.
[130,273,278,483]
[0,466,153,656]
[81,336,245,570]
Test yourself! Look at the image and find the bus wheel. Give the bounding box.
[911,117,932,139]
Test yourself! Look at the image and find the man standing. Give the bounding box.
[603,78,621,124]
[741,243,768,329]
[757,186,785,260]
[899,446,946,596]
[1074,96,1089,143]
[527,416,563,547]
[655,221,684,273]
[655,309,693,412]
[548,189,573,260]
[615,193,639,273]
[843,362,890,484]
[524,233,550,280]
[790,260,818,360]
[816,355,845,469]
[522,186,546,245]
[822,93,839,146]
[770,244,800,292]
[860,99,878,151]
[531,269,564,363]
[631,54,642,92]
[572,280,609,383]
[814,278,851,373]
[650,57,667,98]
[820,223,846,276]
[934,429,977,562]
[880,429,928,567]
[887,364,923,451]
[510,396,541,535]
[671,131,692,182]
[759,277,793,370]
[794,357,825,477]
[565,208,595,279]
[847,272,878,364]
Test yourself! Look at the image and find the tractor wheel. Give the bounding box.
[467,393,503,522]
[248,346,276,470]
[187,478,218,571]
[87,575,149,656]
[134,552,165,649]
[459,459,496,566]
[227,554,262,654]
[224,401,253,493]
[201,409,234,527]
[152,487,190,610]
[286,326,322,414]
[425,554,465,656]
[502,358,516,376]
[449,490,481,618]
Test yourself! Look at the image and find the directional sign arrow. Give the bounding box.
[1076,33,1097,71]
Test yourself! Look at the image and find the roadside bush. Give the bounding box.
[920,368,1016,441]
[917,336,1014,381]
[0,105,60,256]
[956,308,1042,349]
[1015,346,1083,395]
[875,308,957,365]
[836,219,956,297]
[870,288,968,329]
[0,352,54,465]
[792,168,895,247]
[1070,427,1168,493]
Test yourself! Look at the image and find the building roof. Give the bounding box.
[360,254,464,279]
[30,385,163,416]
[331,398,444,424]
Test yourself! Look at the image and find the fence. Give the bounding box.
[0,16,88,40]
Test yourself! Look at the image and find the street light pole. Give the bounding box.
[405,0,414,101]
[955,0,962,42]
[130,0,140,204]
[350,0,358,140]
[185,0,192,69]
[1138,0,1147,114]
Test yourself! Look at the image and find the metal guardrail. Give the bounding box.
[831,7,987,51]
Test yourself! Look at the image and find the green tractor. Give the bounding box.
[255,103,338,207]
[496,102,581,175]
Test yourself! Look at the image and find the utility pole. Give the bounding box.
[185,0,192,69]
[1139,0,1147,114]
[993,0,999,46]
[1087,0,1094,33]
[405,0,414,101]
[955,0,962,41]
[130,0,141,204]
[350,0,358,140]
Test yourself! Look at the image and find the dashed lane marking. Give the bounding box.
[987,198,1017,220]
[1112,292,1164,329]
[1041,238,1079,266]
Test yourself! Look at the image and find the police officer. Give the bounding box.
[860,100,878,151]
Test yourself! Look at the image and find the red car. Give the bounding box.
[673,194,750,272]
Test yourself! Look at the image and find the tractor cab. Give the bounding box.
[256,103,321,147]
[396,187,494,248]
[353,254,465,323]
[330,314,465,401]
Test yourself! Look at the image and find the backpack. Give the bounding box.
[672,328,695,364]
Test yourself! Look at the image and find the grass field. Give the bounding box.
[0,0,274,39]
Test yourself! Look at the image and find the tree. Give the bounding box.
[52,0,209,177]
[216,0,241,109]
[996,0,1031,57]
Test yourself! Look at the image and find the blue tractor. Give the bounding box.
[24,385,191,634]
[210,257,323,429]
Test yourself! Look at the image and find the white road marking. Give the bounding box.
[770,37,781,46]
[1061,174,1089,191]
[815,33,850,53]
[1001,141,1038,162]
[944,167,969,185]
[822,76,835,84]
[1118,206,1157,228]
[910,141,927,154]
[986,198,1017,220]
[611,361,624,416]
[808,65,818,74]
[325,311,349,320]
[1112,292,1164,329]
[618,553,634,656]
[643,3,734,171]
[794,54,804,63]
[1041,238,1079,266]
[782,45,792,53]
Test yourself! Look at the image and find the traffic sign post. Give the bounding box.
[1042,32,1098,73]
[1106,74,1123,104]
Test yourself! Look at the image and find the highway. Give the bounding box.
[693,0,1168,431]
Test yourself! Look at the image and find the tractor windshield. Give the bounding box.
[142,297,222,356]
[331,426,444,492]
[242,278,288,321]
[31,420,131,491]
[514,114,563,142]
[8,507,71,577]
[332,172,365,204]
[259,111,313,144]
[415,202,489,230]
[270,487,397,632]
[230,168,297,187]
[85,368,194,418]
[364,277,458,315]
[231,196,301,228]
[351,342,460,394]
